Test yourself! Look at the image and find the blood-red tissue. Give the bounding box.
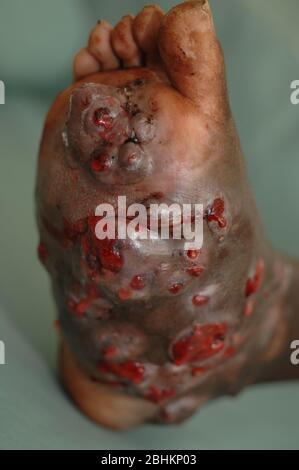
[144,386,175,403]
[118,288,132,301]
[130,275,146,290]
[192,295,209,307]
[90,153,111,172]
[187,250,200,260]
[187,266,204,277]
[93,107,113,130]
[171,323,227,365]
[98,360,145,384]
[67,285,98,316]
[245,259,264,297]
[102,345,117,359]
[168,283,183,294]
[206,198,227,229]
[191,366,207,377]
[98,239,124,273]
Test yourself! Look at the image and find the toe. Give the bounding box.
[111,15,142,68]
[88,20,120,71]
[73,47,101,81]
[158,0,229,121]
[132,5,164,67]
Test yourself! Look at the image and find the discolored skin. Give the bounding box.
[36,1,299,429]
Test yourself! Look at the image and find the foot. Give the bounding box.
[73,5,164,80]
[37,1,294,429]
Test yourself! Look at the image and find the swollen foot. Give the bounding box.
[36,1,296,429]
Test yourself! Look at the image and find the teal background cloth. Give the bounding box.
[0,0,299,449]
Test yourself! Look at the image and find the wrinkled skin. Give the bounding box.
[36,1,299,429]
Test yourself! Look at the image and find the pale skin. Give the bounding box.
[36,1,299,430]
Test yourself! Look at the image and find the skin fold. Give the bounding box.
[36,1,299,429]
